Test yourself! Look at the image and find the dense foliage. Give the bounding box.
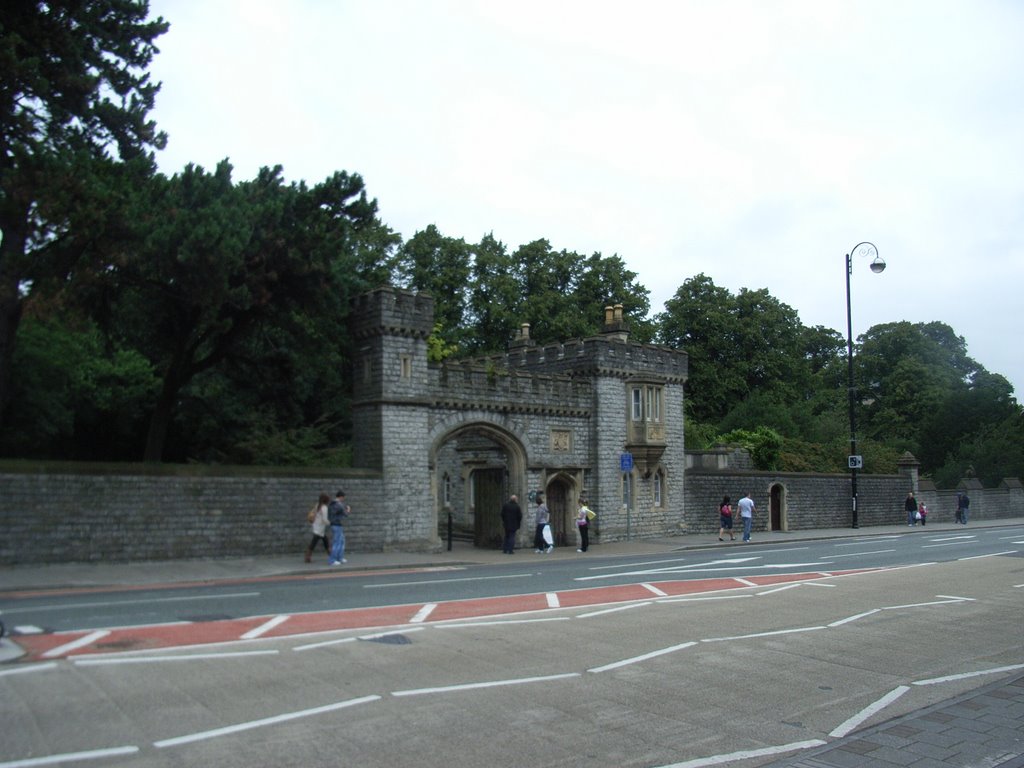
[1,2,1021,487]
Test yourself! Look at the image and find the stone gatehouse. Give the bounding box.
[349,286,689,549]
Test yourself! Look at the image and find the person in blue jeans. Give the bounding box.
[956,492,970,524]
[737,492,755,542]
[328,490,351,565]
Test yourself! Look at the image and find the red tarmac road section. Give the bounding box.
[10,569,876,662]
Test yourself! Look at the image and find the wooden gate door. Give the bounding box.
[473,468,505,548]
[547,479,570,547]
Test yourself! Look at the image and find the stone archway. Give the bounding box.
[544,474,577,548]
[430,421,528,549]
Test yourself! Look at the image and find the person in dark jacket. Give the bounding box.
[500,495,522,554]
[905,491,918,526]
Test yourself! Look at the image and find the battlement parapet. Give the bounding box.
[498,335,687,382]
[434,360,592,413]
[351,286,435,341]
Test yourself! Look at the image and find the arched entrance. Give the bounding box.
[544,474,575,547]
[769,483,787,531]
[431,421,527,549]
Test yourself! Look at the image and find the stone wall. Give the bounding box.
[0,463,417,566]
[683,468,1024,535]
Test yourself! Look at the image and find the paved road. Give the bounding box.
[1,520,1022,768]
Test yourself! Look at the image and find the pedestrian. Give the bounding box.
[500,494,522,554]
[575,499,593,552]
[328,490,351,565]
[956,492,970,525]
[905,491,918,526]
[737,492,755,542]
[718,495,735,542]
[305,492,331,563]
[918,502,928,526]
[534,493,553,553]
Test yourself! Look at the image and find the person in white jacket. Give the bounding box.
[305,493,331,563]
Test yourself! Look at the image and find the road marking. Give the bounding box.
[577,602,651,618]
[364,573,533,588]
[1,592,261,614]
[293,637,358,651]
[0,745,140,767]
[828,609,881,627]
[959,550,1018,560]
[913,663,1024,685]
[655,740,827,768]
[927,535,975,542]
[434,617,570,629]
[733,577,757,586]
[154,695,381,748]
[922,542,970,548]
[660,595,752,604]
[830,685,910,737]
[589,641,697,673]
[392,672,579,696]
[546,592,560,607]
[42,630,110,658]
[826,549,895,558]
[13,625,43,634]
[642,583,668,597]
[836,536,902,545]
[881,598,971,610]
[0,662,58,677]
[702,626,826,643]
[934,594,975,601]
[410,603,437,623]
[74,650,279,666]
[241,614,289,639]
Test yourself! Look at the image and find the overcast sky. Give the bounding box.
[147,0,1024,396]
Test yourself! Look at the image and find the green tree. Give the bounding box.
[395,225,472,353]
[0,0,167,425]
[93,161,379,461]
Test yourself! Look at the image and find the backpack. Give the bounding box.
[306,504,318,524]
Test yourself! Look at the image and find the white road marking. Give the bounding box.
[829,609,881,627]
[240,614,289,640]
[0,662,58,677]
[410,603,437,623]
[392,672,579,696]
[934,594,976,601]
[0,746,140,767]
[2,592,260,614]
[577,602,651,618]
[913,663,1024,686]
[293,636,358,652]
[830,686,910,737]
[588,641,697,673]
[701,626,826,643]
[365,573,533,588]
[13,625,43,634]
[733,577,757,587]
[660,595,752,604]
[835,536,902,545]
[642,583,668,597]
[654,740,827,768]
[959,550,1018,560]
[826,549,896,558]
[154,695,381,748]
[927,535,975,542]
[546,592,560,607]
[42,630,110,658]
[881,598,971,610]
[74,650,279,666]
[434,617,570,629]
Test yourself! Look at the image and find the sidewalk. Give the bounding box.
[1,518,1023,767]
[0,518,1020,592]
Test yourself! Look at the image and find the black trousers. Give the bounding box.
[308,534,330,552]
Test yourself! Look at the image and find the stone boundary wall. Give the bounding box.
[0,463,442,567]
[684,469,1024,535]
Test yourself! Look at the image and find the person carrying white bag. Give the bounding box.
[534,493,554,553]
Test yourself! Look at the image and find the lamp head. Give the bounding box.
[869,256,886,274]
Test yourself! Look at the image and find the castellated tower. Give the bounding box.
[349,287,438,547]
[349,286,434,470]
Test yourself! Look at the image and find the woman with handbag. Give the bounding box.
[576,499,593,552]
[305,493,331,563]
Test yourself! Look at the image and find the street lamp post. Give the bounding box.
[845,242,885,529]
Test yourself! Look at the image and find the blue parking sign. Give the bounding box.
[620,452,633,471]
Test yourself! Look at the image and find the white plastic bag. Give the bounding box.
[542,524,554,546]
